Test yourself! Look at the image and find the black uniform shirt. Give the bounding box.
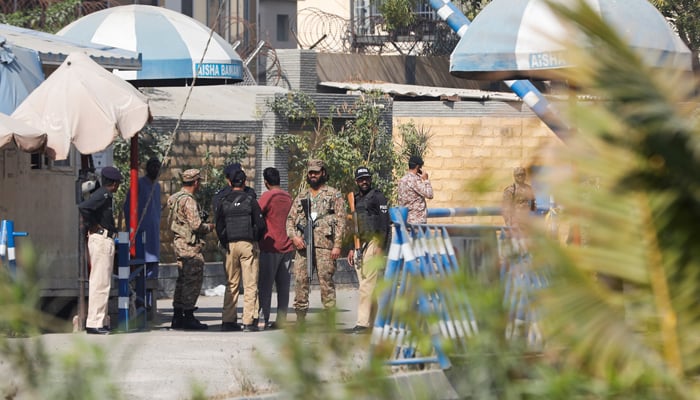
[78,186,117,233]
[354,188,390,245]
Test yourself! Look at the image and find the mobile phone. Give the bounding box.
[417,167,423,175]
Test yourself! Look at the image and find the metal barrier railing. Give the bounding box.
[370,206,546,369]
[0,219,28,278]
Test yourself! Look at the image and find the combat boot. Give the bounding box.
[171,307,184,330]
[295,310,306,324]
[182,309,208,330]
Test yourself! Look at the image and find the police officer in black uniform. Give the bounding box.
[78,166,122,335]
[347,167,390,334]
[212,163,257,217]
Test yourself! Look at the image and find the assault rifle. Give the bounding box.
[298,197,315,284]
[347,192,362,269]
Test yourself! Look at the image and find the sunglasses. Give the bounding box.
[356,177,371,182]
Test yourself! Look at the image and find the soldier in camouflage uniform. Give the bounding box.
[167,169,215,330]
[397,155,433,224]
[502,167,536,233]
[286,159,347,321]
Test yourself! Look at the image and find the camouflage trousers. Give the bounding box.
[172,253,204,310]
[293,247,336,311]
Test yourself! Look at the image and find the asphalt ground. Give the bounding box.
[3,288,460,400]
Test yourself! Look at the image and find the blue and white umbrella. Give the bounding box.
[450,0,692,80]
[57,5,243,84]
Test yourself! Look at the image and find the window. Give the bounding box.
[277,15,289,42]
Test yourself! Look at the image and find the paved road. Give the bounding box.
[3,287,460,399]
[5,289,364,399]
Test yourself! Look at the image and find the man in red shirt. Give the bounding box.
[257,167,294,329]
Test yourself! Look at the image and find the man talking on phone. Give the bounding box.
[397,155,433,224]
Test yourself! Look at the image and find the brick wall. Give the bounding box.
[393,100,565,225]
[148,120,258,264]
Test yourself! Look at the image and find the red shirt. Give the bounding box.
[258,188,294,253]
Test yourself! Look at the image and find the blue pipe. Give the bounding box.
[428,0,570,140]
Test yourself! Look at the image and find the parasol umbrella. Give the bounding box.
[450,0,693,80]
[0,112,46,153]
[57,4,244,86]
[0,36,44,115]
[12,51,151,160]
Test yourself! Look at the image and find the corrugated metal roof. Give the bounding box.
[319,81,521,102]
[142,85,287,121]
[0,23,141,70]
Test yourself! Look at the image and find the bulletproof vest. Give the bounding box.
[221,191,254,242]
[356,189,384,235]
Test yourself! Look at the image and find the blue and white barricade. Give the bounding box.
[370,206,547,369]
[0,219,29,279]
[115,231,150,332]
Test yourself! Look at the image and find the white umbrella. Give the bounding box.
[12,52,150,160]
[0,112,46,153]
[57,5,244,85]
[450,0,692,80]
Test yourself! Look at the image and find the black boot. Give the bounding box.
[171,307,184,330]
[182,309,208,331]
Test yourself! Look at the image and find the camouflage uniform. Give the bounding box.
[502,167,536,231]
[286,185,347,311]
[168,187,213,311]
[397,172,433,224]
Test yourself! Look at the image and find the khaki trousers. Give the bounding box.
[223,241,259,325]
[355,239,384,327]
[86,233,115,329]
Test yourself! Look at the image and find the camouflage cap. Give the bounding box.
[307,159,324,172]
[513,167,526,176]
[181,168,201,183]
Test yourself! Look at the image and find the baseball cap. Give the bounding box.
[307,159,324,172]
[101,166,122,182]
[223,163,242,180]
[355,167,371,180]
[181,168,201,183]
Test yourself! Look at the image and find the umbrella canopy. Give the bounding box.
[57,5,244,85]
[0,112,46,153]
[0,36,44,115]
[12,52,150,160]
[450,0,693,80]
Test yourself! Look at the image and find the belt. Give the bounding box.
[92,228,116,239]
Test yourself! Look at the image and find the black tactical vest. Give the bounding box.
[221,191,255,242]
[356,189,384,236]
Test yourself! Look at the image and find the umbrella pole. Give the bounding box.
[129,136,138,258]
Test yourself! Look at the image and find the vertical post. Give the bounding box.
[0,219,7,266]
[117,232,130,331]
[129,136,139,258]
[1,220,28,278]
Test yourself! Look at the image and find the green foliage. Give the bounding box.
[651,0,700,58]
[0,242,120,399]
[0,0,81,33]
[112,125,171,224]
[267,91,403,201]
[378,0,417,32]
[395,120,432,163]
[260,311,400,400]
[196,136,250,215]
